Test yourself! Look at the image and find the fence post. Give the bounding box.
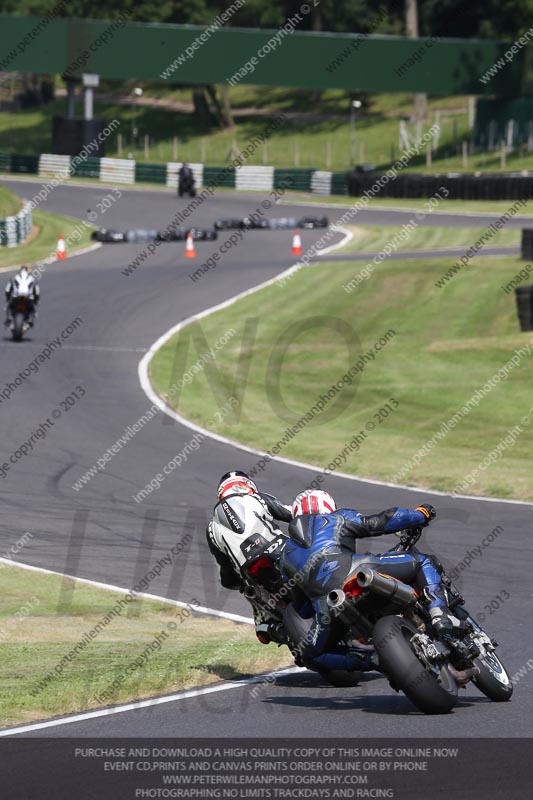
[173,136,178,160]
[144,135,149,160]
[117,132,122,157]
[468,96,475,129]
[500,141,507,169]
[462,140,468,169]
[488,120,496,150]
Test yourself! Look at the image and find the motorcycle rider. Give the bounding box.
[178,162,195,197]
[5,266,40,327]
[281,489,466,674]
[206,470,293,644]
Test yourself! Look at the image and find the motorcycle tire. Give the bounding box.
[282,603,313,650]
[373,615,458,714]
[472,652,513,701]
[12,312,25,342]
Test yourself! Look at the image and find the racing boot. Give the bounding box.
[429,606,470,636]
[416,554,469,636]
[256,621,287,645]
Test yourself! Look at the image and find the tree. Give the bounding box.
[405,0,428,123]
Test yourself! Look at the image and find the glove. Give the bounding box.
[416,504,436,523]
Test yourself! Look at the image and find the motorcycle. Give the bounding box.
[240,521,512,711]
[286,526,512,714]
[243,538,365,688]
[6,295,35,342]
[178,171,196,198]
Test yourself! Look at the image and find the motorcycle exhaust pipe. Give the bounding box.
[356,567,416,606]
[448,664,480,687]
[327,589,346,609]
[243,585,257,601]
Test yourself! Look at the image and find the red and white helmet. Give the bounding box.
[217,470,258,500]
[292,489,336,517]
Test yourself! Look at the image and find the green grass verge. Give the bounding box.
[0,207,94,271]
[0,564,291,729]
[1,90,529,173]
[0,184,21,217]
[150,250,533,501]
[286,196,533,215]
[340,224,519,253]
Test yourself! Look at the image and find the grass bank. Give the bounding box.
[0,208,94,271]
[0,184,21,217]
[0,565,291,729]
[150,248,533,501]
[285,196,533,216]
[341,224,519,254]
[1,90,530,173]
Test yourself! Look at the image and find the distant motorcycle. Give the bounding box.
[178,168,196,198]
[7,295,35,341]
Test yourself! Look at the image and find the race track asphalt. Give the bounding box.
[0,178,531,738]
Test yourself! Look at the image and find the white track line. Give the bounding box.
[60,344,148,353]
[0,667,304,737]
[138,229,533,508]
[0,557,253,624]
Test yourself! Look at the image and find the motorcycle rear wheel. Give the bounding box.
[12,312,25,341]
[373,615,458,714]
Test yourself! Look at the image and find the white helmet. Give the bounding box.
[292,489,336,517]
[217,470,258,501]
[12,267,35,298]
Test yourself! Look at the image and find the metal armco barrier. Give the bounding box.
[0,151,345,195]
[235,166,274,191]
[311,171,333,196]
[2,151,531,201]
[0,201,33,247]
[99,157,135,184]
[38,153,71,178]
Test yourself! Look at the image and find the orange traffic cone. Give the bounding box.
[184,231,196,258]
[291,229,302,256]
[57,235,67,260]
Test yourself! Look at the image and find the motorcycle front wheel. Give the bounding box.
[373,615,458,714]
[12,312,25,341]
[473,651,513,701]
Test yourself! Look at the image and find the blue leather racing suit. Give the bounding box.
[281,506,444,673]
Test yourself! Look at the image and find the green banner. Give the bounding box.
[0,13,529,96]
